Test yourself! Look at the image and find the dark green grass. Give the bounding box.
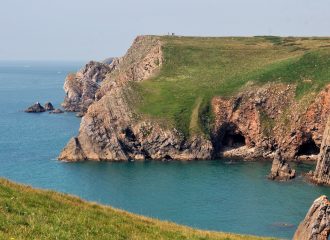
[0,178,275,240]
[134,36,330,136]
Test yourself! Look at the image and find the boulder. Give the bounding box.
[44,102,54,111]
[268,150,295,181]
[293,195,330,240]
[49,109,64,114]
[25,102,45,113]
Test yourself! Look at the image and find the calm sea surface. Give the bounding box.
[1,61,330,239]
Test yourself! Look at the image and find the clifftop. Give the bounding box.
[135,36,330,136]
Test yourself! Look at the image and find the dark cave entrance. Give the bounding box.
[297,139,320,156]
[220,124,246,149]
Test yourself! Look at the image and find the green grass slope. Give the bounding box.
[134,36,330,136]
[0,178,275,240]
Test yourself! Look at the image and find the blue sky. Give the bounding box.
[1,0,329,61]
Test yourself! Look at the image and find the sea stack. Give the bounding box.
[268,150,295,181]
[309,117,330,185]
[25,102,45,113]
[44,102,54,111]
[293,195,330,240]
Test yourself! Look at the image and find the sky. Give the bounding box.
[1,0,330,61]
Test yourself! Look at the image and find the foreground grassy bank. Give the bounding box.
[134,36,330,136]
[0,178,275,240]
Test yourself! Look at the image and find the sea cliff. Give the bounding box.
[59,35,330,162]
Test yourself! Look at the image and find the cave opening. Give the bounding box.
[163,155,173,161]
[297,139,320,156]
[221,124,246,149]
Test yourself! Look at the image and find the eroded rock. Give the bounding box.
[44,102,54,111]
[49,109,64,114]
[268,150,295,181]
[308,117,330,185]
[62,60,114,113]
[58,36,213,162]
[212,83,330,161]
[25,102,45,113]
[293,195,330,240]
[59,138,86,162]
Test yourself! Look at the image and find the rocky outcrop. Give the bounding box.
[44,102,54,111]
[212,84,330,161]
[268,150,295,181]
[59,36,212,162]
[49,109,64,114]
[59,36,330,162]
[59,138,86,162]
[102,57,114,64]
[62,60,115,113]
[293,195,330,240]
[25,102,45,113]
[307,117,330,185]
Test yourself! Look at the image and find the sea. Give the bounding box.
[1,60,329,239]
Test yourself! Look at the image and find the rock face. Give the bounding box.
[308,117,330,185]
[268,150,295,181]
[62,60,115,113]
[212,84,330,161]
[293,195,330,240]
[25,102,45,113]
[59,36,213,162]
[44,102,54,111]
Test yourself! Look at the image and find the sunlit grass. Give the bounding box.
[134,36,330,136]
[0,178,275,240]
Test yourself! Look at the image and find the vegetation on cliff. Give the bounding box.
[135,36,330,136]
[0,178,274,240]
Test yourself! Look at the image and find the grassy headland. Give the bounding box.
[0,178,275,240]
[134,36,330,136]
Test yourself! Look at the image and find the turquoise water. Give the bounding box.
[1,61,330,239]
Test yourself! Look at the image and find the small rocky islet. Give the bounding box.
[25,101,64,114]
